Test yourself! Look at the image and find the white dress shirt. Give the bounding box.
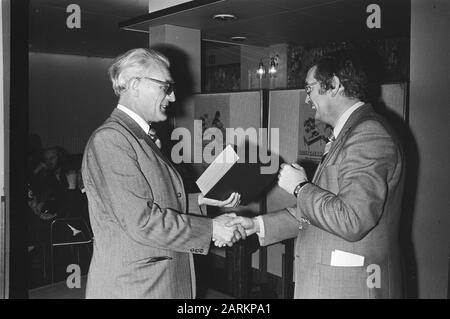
[332,101,364,139]
[117,104,150,135]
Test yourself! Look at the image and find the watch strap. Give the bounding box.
[294,181,310,198]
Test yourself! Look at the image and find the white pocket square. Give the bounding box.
[330,249,364,267]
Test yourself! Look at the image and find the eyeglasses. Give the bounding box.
[305,81,319,96]
[135,77,176,96]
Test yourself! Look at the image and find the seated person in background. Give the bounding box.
[28,146,91,250]
[28,147,72,247]
[29,146,85,220]
[27,147,92,280]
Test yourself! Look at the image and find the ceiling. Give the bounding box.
[120,0,411,47]
[29,0,410,56]
[29,0,151,57]
[31,0,150,19]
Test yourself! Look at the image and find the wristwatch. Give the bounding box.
[293,181,310,198]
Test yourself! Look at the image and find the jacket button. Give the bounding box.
[177,192,182,197]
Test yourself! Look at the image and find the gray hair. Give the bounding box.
[108,48,170,96]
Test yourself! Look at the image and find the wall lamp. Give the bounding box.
[256,55,280,78]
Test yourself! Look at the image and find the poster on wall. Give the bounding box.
[297,92,332,163]
[194,94,231,172]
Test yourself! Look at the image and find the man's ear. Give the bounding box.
[330,75,342,97]
[129,78,140,96]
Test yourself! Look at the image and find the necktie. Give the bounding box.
[321,135,335,163]
[148,127,162,149]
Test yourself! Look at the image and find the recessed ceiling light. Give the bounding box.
[212,14,237,21]
[230,36,247,42]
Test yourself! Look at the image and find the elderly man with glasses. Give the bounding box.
[81,48,244,299]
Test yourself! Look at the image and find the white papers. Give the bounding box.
[196,145,239,195]
[330,249,364,267]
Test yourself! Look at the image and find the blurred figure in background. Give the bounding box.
[28,146,89,242]
[30,147,77,219]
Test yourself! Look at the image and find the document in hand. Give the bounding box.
[196,144,276,205]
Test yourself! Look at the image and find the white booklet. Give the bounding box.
[196,145,239,197]
[330,249,365,267]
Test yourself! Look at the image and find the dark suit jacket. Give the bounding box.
[262,104,405,298]
[82,108,212,298]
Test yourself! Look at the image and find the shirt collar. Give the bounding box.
[333,101,365,138]
[117,104,150,135]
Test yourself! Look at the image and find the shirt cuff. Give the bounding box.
[254,215,265,238]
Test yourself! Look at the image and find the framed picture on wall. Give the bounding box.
[194,94,230,163]
[204,64,240,93]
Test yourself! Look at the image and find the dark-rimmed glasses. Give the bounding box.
[305,81,319,96]
[135,77,176,96]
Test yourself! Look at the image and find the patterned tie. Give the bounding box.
[148,126,162,149]
[321,135,335,163]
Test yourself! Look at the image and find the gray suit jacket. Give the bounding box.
[82,108,212,299]
[262,104,405,298]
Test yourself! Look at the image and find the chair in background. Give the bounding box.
[50,217,93,283]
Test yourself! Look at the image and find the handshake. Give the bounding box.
[212,213,260,248]
[205,158,310,248]
[199,192,260,247]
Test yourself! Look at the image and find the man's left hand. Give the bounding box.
[198,192,241,208]
[278,163,307,195]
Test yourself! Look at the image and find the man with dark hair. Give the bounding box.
[312,53,369,101]
[228,52,405,298]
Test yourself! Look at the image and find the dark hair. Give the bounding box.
[313,52,369,101]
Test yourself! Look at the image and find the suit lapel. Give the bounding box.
[312,104,373,183]
[109,109,176,170]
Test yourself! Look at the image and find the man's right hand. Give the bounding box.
[214,216,261,247]
[225,216,260,237]
[212,213,246,247]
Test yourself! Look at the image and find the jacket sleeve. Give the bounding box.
[83,128,212,254]
[259,209,301,246]
[187,192,207,216]
[295,120,400,242]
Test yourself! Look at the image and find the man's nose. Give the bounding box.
[167,91,176,102]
